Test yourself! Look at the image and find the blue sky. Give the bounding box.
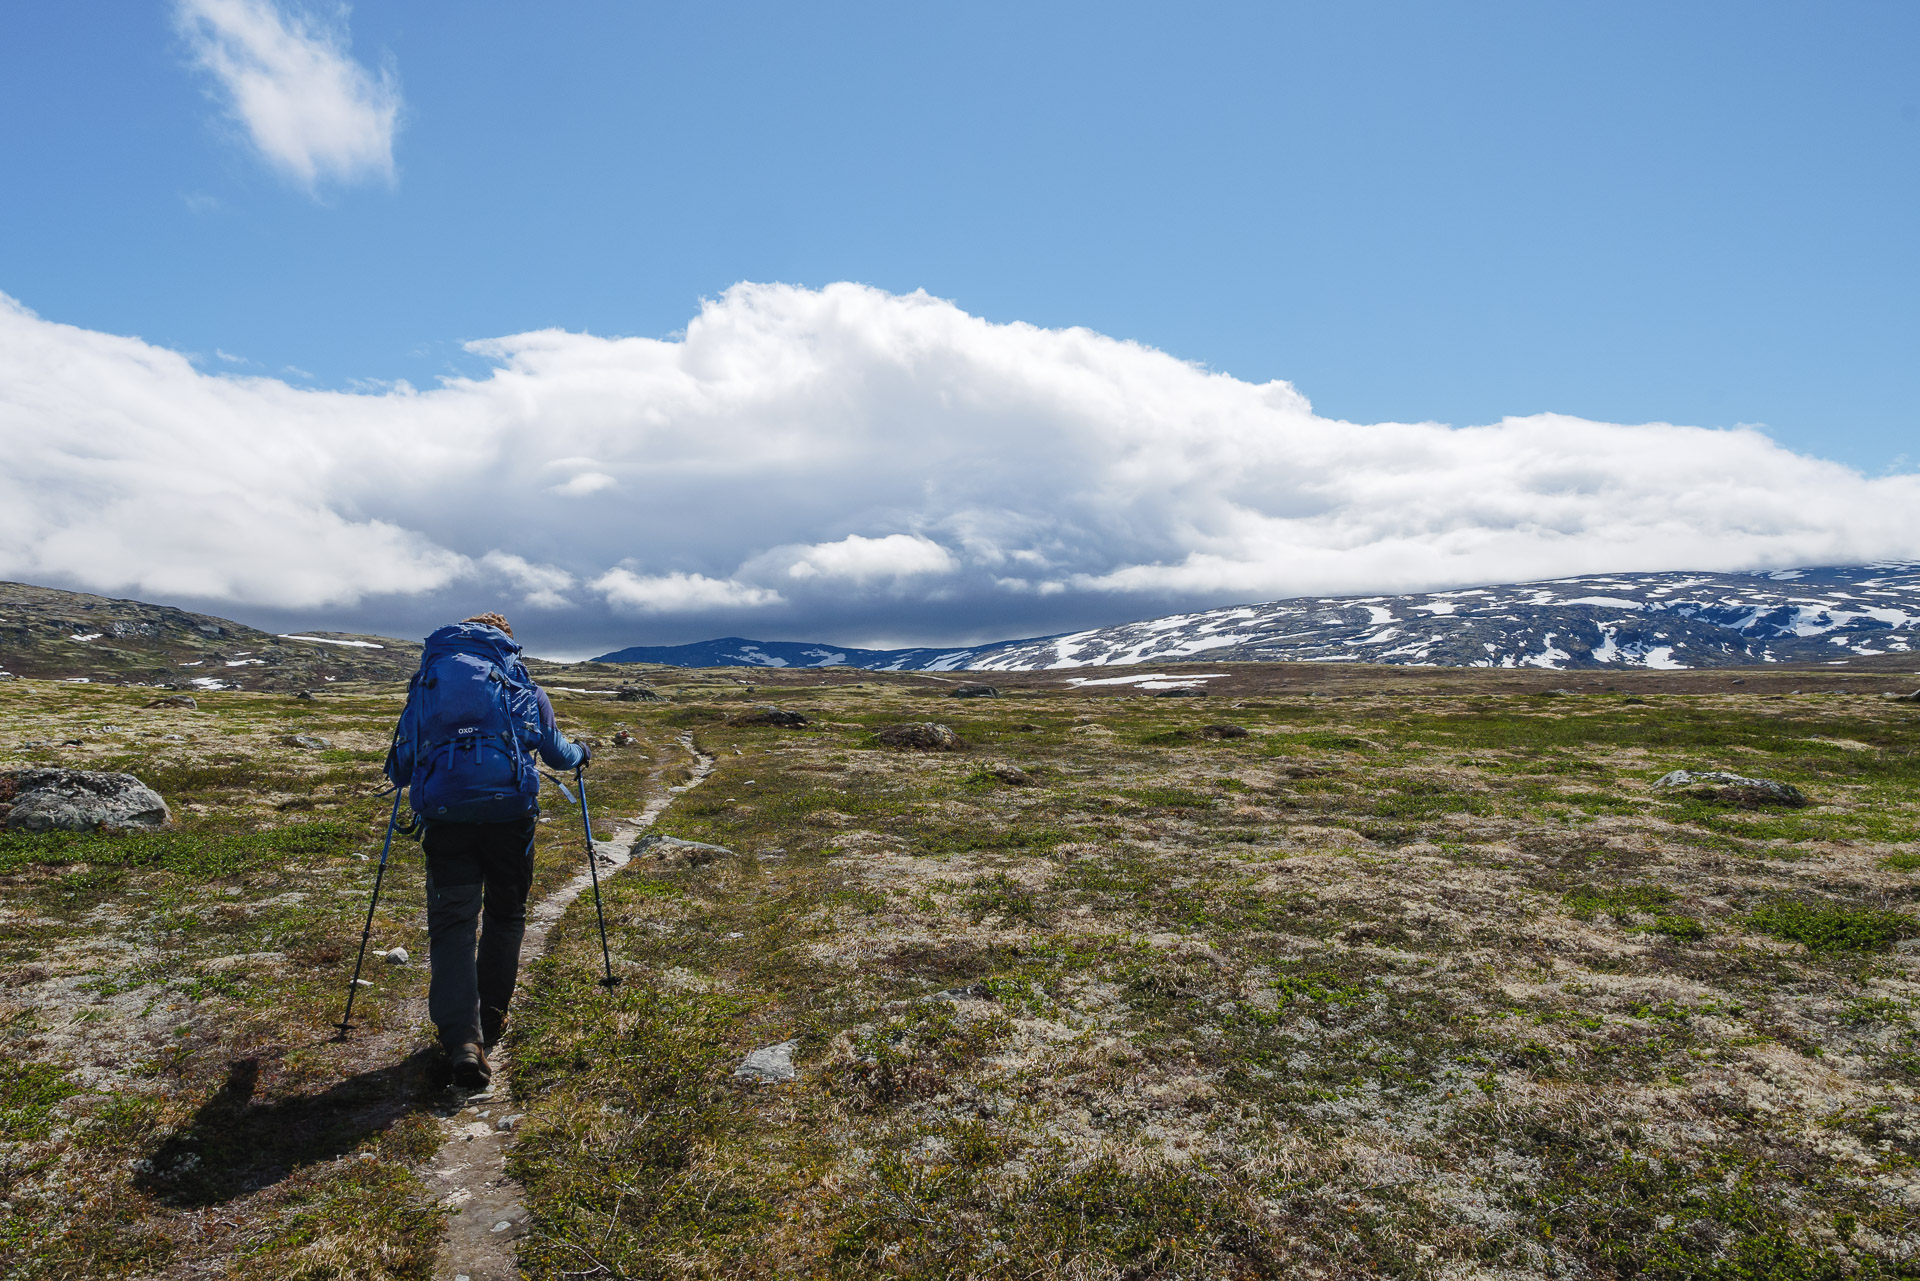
[1,2,1916,654]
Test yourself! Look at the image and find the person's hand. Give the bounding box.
[576,741,594,769]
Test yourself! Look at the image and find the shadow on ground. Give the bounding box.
[136,1047,440,1207]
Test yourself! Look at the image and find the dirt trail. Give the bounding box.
[427,733,713,1281]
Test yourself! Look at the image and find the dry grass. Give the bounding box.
[5,669,1920,1278]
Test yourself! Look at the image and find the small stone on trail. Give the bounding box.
[875,722,963,751]
[143,694,198,709]
[1655,769,1806,807]
[284,734,331,749]
[353,978,373,987]
[735,1039,799,1083]
[496,1113,524,1131]
[950,684,1000,698]
[383,947,409,965]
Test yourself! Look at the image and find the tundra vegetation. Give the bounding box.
[2,665,1918,1279]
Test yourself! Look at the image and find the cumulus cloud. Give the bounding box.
[477,551,574,610]
[777,534,959,582]
[1,282,1916,649]
[177,0,399,188]
[593,570,784,613]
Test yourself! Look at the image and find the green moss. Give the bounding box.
[0,819,373,879]
[0,1061,78,1141]
[1564,883,1678,920]
[1746,899,1917,953]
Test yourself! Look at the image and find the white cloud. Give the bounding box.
[176,0,399,188]
[478,551,575,610]
[1,282,1917,645]
[592,569,784,614]
[779,534,958,582]
[550,471,617,497]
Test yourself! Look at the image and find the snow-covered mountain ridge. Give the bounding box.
[594,562,1920,672]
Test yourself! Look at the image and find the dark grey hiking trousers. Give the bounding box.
[423,816,537,1051]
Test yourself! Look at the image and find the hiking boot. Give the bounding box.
[482,1009,507,1049]
[449,1042,492,1089]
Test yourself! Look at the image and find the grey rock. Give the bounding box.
[285,734,332,749]
[1153,688,1208,698]
[987,765,1036,786]
[1900,690,1920,703]
[382,947,409,965]
[144,694,198,709]
[730,706,809,727]
[1200,724,1248,739]
[734,1039,799,1083]
[636,834,737,866]
[875,722,963,751]
[2,768,170,832]
[949,684,1000,698]
[615,685,661,702]
[294,690,315,701]
[1654,769,1806,807]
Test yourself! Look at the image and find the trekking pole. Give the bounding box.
[336,788,406,1038]
[575,764,621,989]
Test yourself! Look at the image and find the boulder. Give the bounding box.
[1200,724,1248,739]
[1153,688,1208,698]
[636,834,737,866]
[612,729,637,747]
[1900,690,1920,703]
[284,734,331,750]
[615,685,662,702]
[949,684,1000,698]
[987,765,1036,786]
[876,722,963,751]
[730,707,809,728]
[293,690,315,701]
[1654,769,1806,808]
[1,768,170,832]
[734,1039,798,1083]
[144,694,198,710]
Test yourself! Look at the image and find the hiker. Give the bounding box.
[384,612,591,1088]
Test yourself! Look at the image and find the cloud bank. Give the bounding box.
[176,0,399,188]
[1,282,1916,650]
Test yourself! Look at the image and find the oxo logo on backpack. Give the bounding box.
[396,623,543,823]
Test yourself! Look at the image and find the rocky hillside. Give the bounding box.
[596,562,1920,672]
[0,581,418,692]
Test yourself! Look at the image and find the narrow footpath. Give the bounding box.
[426,733,714,1281]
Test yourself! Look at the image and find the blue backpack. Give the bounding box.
[389,623,543,823]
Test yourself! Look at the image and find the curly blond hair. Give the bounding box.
[462,612,513,637]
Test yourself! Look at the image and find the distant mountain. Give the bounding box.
[589,635,1011,671]
[593,563,1920,672]
[0,581,418,691]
